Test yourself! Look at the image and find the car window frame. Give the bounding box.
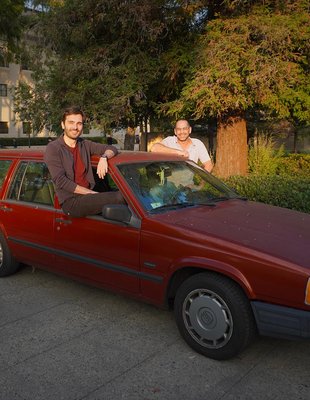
[6,160,56,208]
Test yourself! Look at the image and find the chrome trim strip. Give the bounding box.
[9,237,163,283]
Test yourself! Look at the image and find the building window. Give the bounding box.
[0,84,8,97]
[0,122,9,134]
[0,54,9,67]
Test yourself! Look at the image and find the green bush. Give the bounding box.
[0,136,117,148]
[225,175,310,214]
[0,137,51,147]
[224,152,310,213]
[87,136,118,145]
[248,134,285,175]
[276,154,310,178]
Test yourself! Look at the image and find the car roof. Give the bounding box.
[0,148,184,164]
[110,151,184,165]
[0,148,45,160]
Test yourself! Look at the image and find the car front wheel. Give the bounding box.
[0,232,20,277]
[174,272,256,360]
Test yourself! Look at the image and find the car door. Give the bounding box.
[0,160,56,269]
[52,173,140,294]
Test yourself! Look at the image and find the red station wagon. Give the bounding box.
[0,148,309,360]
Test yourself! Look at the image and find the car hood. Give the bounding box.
[155,200,310,269]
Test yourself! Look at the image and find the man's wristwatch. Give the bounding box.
[101,155,108,160]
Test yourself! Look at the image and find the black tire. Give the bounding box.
[0,232,20,277]
[174,272,256,360]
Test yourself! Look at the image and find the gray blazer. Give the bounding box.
[44,135,118,204]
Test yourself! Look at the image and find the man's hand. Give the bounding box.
[74,185,97,195]
[178,149,189,158]
[203,160,213,173]
[97,157,108,179]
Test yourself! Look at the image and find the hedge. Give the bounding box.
[276,153,310,178]
[223,154,310,214]
[0,136,117,148]
[224,175,310,214]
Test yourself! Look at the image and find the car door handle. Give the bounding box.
[55,217,72,225]
[0,205,12,212]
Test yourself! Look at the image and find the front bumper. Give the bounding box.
[251,301,310,340]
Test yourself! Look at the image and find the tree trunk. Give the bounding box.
[293,130,298,153]
[124,127,135,150]
[213,116,248,178]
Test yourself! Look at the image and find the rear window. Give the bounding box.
[7,161,55,206]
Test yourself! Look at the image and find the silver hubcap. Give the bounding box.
[183,288,233,349]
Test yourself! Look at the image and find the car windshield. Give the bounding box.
[118,161,240,213]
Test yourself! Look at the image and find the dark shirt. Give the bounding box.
[68,145,89,189]
[44,135,118,205]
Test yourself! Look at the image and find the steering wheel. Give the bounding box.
[167,185,192,204]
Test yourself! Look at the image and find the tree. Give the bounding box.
[13,80,50,136]
[0,0,25,62]
[161,1,310,176]
[15,0,310,178]
[23,0,195,130]
[17,0,212,133]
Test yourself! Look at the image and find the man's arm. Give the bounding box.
[88,141,118,159]
[96,156,109,179]
[44,142,77,194]
[202,160,213,173]
[151,142,189,158]
[194,139,213,173]
[96,147,119,179]
[87,141,118,179]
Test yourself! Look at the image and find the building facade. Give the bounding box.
[0,62,125,142]
[0,62,33,138]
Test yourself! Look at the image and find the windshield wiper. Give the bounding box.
[150,201,216,213]
[150,203,194,212]
[211,195,247,202]
[210,196,230,202]
[193,201,217,206]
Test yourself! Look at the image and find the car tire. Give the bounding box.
[0,232,20,277]
[174,272,256,360]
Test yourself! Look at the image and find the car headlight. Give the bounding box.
[306,278,310,306]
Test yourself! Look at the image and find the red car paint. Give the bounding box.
[0,148,309,354]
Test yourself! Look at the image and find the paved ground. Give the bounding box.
[1,265,309,400]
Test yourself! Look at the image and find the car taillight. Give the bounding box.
[305,278,310,305]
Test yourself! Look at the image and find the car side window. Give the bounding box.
[7,161,55,206]
[0,160,12,188]
[92,167,118,192]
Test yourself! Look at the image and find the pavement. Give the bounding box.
[0,265,309,400]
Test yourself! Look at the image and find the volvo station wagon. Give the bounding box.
[0,148,309,360]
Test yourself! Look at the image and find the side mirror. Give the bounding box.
[102,204,132,224]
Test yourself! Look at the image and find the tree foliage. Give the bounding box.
[13,80,50,134]
[26,0,198,129]
[23,1,310,129]
[0,0,25,60]
[13,0,310,177]
[161,3,310,125]
[156,1,309,177]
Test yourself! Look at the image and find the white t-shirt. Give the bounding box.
[161,136,211,164]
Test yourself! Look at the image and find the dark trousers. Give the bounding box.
[62,191,125,217]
